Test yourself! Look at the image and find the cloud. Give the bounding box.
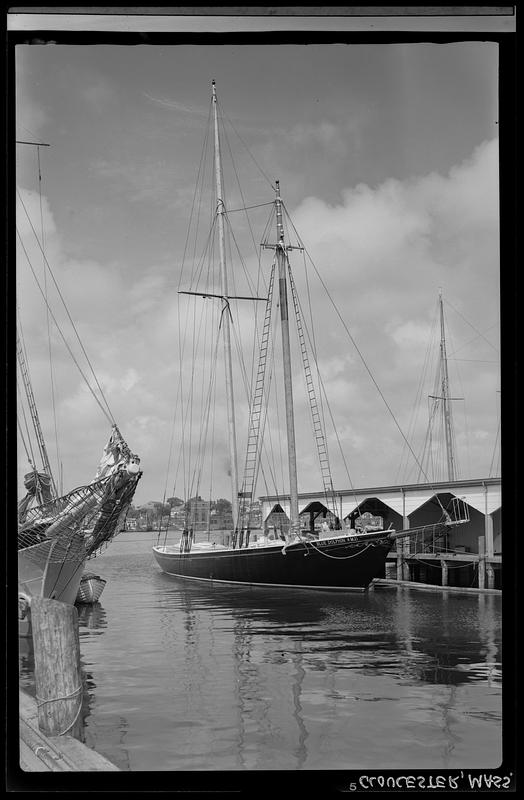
[17,137,500,504]
[283,138,499,485]
[84,81,115,112]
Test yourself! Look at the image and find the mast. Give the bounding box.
[275,181,300,536]
[16,138,57,502]
[438,289,456,482]
[16,328,57,499]
[212,80,239,529]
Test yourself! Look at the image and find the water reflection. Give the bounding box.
[158,580,501,688]
[77,601,107,632]
[290,642,309,769]
[477,594,500,686]
[18,632,35,692]
[20,561,501,771]
[154,578,501,769]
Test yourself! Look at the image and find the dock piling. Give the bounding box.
[440,558,448,587]
[478,536,486,590]
[31,597,84,741]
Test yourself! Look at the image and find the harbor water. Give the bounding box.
[19,531,502,772]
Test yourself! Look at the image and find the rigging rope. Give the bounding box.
[16,227,114,427]
[36,145,62,494]
[221,107,276,192]
[17,396,36,468]
[283,208,448,516]
[17,191,116,425]
[396,298,439,484]
[444,298,499,354]
[16,333,39,470]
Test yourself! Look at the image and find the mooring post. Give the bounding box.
[402,537,411,581]
[440,558,448,587]
[31,597,84,741]
[478,536,486,590]
[396,539,403,581]
[485,561,495,589]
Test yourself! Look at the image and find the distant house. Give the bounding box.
[187,496,210,530]
[209,509,233,529]
[170,509,186,528]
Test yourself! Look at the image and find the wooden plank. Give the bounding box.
[52,735,120,771]
[20,737,50,772]
[373,578,500,595]
[19,711,72,771]
[19,690,120,772]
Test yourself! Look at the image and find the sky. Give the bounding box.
[15,40,501,508]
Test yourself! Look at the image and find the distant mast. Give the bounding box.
[275,181,300,536]
[438,289,456,482]
[212,80,239,529]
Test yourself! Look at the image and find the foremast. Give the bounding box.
[212,80,239,530]
[16,327,58,501]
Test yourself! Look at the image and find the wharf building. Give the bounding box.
[260,476,501,591]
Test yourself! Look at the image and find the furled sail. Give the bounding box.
[18,470,54,522]
[18,425,142,559]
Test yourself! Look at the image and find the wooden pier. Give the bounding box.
[18,596,120,772]
[19,689,119,772]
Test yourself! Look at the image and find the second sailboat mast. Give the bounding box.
[212,80,239,529]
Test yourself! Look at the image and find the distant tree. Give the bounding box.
[167,496,184,508]
[214,498,232,515]
[184,495,203,512]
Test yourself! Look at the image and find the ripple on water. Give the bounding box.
[20,551,502,771]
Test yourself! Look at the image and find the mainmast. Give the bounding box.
[275,181,300,536]
[212,80,239,529]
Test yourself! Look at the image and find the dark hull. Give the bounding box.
[153,533,393,591]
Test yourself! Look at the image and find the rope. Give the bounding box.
[36,685,84,737]
[284,209,449,517]
[408,556,480,569]
[36,145,62,495]
[17,383,37,467]
[305,541,375,560]
[444,298,499,355]
[17,191,116,424]
[16,227,114,426]
[221,106,276,192]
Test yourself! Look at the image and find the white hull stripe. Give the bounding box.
[155,570,368,592]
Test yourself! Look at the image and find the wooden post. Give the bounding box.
[478,535,486,590]
[484,482,494,557]
[400,499,411,582]
[402,537,411,581]
[486,561,495,589]
[440,558,448,587]
[31,597,84,741]
[396,539,403,581]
